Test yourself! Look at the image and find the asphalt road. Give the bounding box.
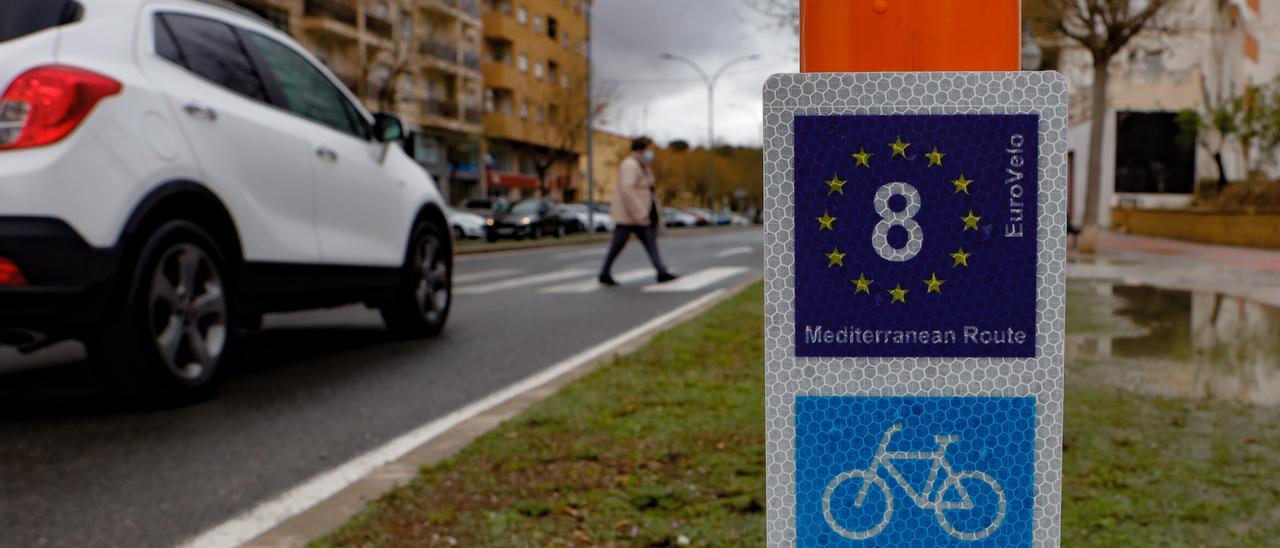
[0,228,762,548]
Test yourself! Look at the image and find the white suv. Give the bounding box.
[0,0,453,397]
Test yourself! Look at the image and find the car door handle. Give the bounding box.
[315,146,338,162]
[182,101,217,121]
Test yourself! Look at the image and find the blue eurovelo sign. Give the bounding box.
[793,113,1040,358]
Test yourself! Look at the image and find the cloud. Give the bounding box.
[591,0,796,147]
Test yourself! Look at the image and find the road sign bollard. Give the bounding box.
[763,1,1064,545]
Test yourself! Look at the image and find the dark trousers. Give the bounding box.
[600,223,667,276]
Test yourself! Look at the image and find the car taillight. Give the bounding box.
[0,65,122,151]
[0,257,27,287]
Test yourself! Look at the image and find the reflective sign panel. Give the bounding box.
[762,72,1066,547]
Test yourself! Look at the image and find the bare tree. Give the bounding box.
[360,35,421,113]
[1027,0,1184,251]
[529,68,617,196]
[741,0,799,35]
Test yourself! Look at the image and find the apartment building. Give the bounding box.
[1050,0,1280,227]
[481,0,590,202]
[576,129,632,204]
[231,0,487,203]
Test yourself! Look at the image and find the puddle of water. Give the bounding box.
[1068,281,1280,406]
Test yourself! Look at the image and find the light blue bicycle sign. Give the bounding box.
[822,424,1006,541]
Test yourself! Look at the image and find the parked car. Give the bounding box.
[447,207,486,239]
[678,208,712,226]
[555,205,587,234]
[0,0,453,398]
[561,203,615,233]
[485,199,565,241]
[663,208,699,228]
[460,197,500,216]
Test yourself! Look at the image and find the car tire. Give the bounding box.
[529,225,541,240]
[381,221,451,338]
[486,231,499,243]
[91,220,234,401]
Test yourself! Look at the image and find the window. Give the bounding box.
[244,32,367,139]
[574,0,582,15]
[398,9,413,41]
[546,16,557,39]
[517,53,528,72]
[533,15,542,33]
[156,14,268,102]
[547,60,559,81]
[533,61,543,79]
[560,73,569,88]
[373,0,389,19]
[484,88,494,112]
[562,30,570,48]
[398,76,415,103]
[519,101,528,119]
[535,105,544,124]
[516,5,527,24]
[497,0,511,14]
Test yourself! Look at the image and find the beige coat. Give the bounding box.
[611,154,655,226]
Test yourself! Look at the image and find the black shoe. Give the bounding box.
[656,271,678,284]
[598,274,618,286]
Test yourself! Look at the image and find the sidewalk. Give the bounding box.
[1070,232,1280,307]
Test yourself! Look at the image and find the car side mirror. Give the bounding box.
[373,113,404,142]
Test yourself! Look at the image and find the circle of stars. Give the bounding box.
[817,136,981,304]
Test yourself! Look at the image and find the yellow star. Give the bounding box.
[826,246,846,267]
[889,136,910,158]
[926,147,945,167]
[851,147,873,168]
[888,283,909,303]
[826,173,847,195]
[852,273,873,294]
[952,174,973,194]
[962,210,981,231]
[816,211,837,231]
[923,273,945,294]
[951,247,971,267]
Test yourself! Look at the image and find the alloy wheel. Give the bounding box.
[148,243,227,381]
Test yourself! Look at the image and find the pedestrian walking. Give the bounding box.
[599,136,678,286]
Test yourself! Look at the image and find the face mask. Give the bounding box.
[642,150,656,164]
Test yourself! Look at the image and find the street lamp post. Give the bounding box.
[585,0,594,231]
[659,53,761,210]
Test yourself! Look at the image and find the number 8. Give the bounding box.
[872,182,923,262]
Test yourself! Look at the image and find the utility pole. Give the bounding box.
[584,0,594,231]
[659,53,760,210]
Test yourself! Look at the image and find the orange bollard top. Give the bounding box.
[800,0,1021,73]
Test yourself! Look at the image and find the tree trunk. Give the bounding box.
[1079,59,1110,253]
[1213,151,1228,195]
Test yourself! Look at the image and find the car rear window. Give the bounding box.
[0,0,82,43]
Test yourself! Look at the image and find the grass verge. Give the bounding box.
[315,282,766,546]
[315,281,1280,546]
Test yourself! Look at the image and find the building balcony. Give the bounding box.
[461,50,481,72]
[482,62,523,90]
[422,38,459,64]
[302,0,359,40]
[460,0,480,18]
[482,12,521,40]
[426,99,459,119]
[463,107,482,125]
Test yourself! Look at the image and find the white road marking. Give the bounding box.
[177,288,730,548]
[643,266,750,293]
[452,268,523,284]
[454,268,592,295]
[539,268,652,294]
[554,248,606,260]
[716,246,754,258]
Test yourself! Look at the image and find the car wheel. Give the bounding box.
[529,225,541,240]
[381,221,451,337]
[486,231,499,243]
[92,220,233,400]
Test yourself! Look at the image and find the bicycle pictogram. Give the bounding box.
[822,423,1006,541]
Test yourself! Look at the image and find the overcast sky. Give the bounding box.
[591,0,797,148]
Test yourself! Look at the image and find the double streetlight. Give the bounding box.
[659,52,761,209]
